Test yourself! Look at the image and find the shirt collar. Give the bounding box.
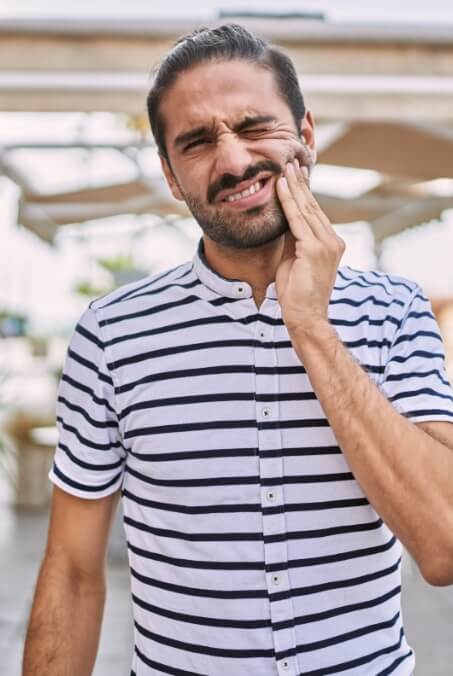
[192,238,278,300]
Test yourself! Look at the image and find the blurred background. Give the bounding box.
[1,1,453,674]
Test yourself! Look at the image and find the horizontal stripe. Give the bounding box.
[75,322,103,348]
[274,585,401,631]
[127,444,340,462]
[125,464,354,487]
[299,627,405,675]
[52,462,122,493]
[57,395,117,428]
[270,558,401,601]
[389,387,453,403]
[376,650,413,675]
[130,565,268,599]
[123,487,367,514]
[100,294,200,326]
[126,535,397,573]
[134,644,207,676]
[291,611,400,656]
[58,442,123,471]
[132,592,269,629]
[60,373,116,413]
[57,416,122,451]
[134,618,274,658]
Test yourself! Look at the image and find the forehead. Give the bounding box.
[159,59,293,145]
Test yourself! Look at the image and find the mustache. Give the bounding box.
[207,160,282,204]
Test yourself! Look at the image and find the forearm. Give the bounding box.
[291,320,453,582]
[23,557,106,676]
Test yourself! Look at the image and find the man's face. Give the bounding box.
[159,59,315,249]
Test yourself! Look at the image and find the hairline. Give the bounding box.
[155,55,302,165]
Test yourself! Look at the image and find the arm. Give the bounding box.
[290,320,453,586]
[275,157,453,586]
[22,485,121,676]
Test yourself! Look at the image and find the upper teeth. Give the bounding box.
[225,181,263,202]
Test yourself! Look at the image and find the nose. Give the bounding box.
[214,132,253,179]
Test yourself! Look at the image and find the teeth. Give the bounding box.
[226,180,262,202]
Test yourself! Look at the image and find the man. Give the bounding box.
[23,24,453,676]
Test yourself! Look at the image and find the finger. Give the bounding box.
[285,162,329,242]
[292,143,313,172]
[276,175,316,242]
[294,159,334,232]
[293,160,338,237]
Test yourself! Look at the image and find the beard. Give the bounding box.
[178,159,290,249]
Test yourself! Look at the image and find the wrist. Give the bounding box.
[290,318,335,343]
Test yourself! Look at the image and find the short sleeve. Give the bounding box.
[380,286,453,423]
[49,305,126,499]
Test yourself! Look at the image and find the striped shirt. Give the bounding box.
[50,237,453,676]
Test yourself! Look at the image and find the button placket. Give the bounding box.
[254,312,298,674]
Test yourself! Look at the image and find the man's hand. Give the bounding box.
[275,159,345,335]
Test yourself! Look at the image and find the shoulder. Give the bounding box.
[87,260,194,322]
[334,265,420,307]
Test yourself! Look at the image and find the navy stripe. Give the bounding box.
[389,387,453,403]
[60,373,116,413]
[58,442,123,471]
[132,592,270,628]
[297,627,405,675]
[134,618,275,658]
[270,558,401,601]
[274,586,401,630]
[134,644,207,675]
[57,395,117,428]
[376,649,413,675]
[75,322,103,348]
[52,462,122,493]
[57,416,122,451]
[98,264,186,308]
[130,565,268,599]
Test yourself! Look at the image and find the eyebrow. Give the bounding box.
[173,115,277,150]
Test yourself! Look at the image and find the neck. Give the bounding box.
[201,235,285,306]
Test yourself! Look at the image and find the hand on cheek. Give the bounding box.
[275,159,345,335]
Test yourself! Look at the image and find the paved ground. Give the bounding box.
[1,499,452,675]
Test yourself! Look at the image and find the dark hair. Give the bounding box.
[146,23,305,161]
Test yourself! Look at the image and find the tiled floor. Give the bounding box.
[1,500,453,675]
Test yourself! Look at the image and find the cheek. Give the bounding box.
[255,137,300,164]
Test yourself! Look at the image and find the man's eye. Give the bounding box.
[245,127,271,135]
[185,139,208,151]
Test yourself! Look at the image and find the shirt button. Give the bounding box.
[262,407,272,418]
[267,489,277,502]
[233,283,246,296]
[281,659,290,671]
[272,574,280,586]
[259,329,265,339]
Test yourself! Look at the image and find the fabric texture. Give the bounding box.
[49,238,453,675]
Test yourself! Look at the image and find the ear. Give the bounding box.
[160,155,185,202]
[300,109,317,166]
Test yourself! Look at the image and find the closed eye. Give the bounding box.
[184,138,209,151]
[243,127,272,134]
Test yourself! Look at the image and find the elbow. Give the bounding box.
[419,549,453,587]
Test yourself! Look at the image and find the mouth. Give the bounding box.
[218,176,274,210]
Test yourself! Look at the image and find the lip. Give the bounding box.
[219,176,274,210]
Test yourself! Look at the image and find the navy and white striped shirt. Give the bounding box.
[50,238,453,676]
